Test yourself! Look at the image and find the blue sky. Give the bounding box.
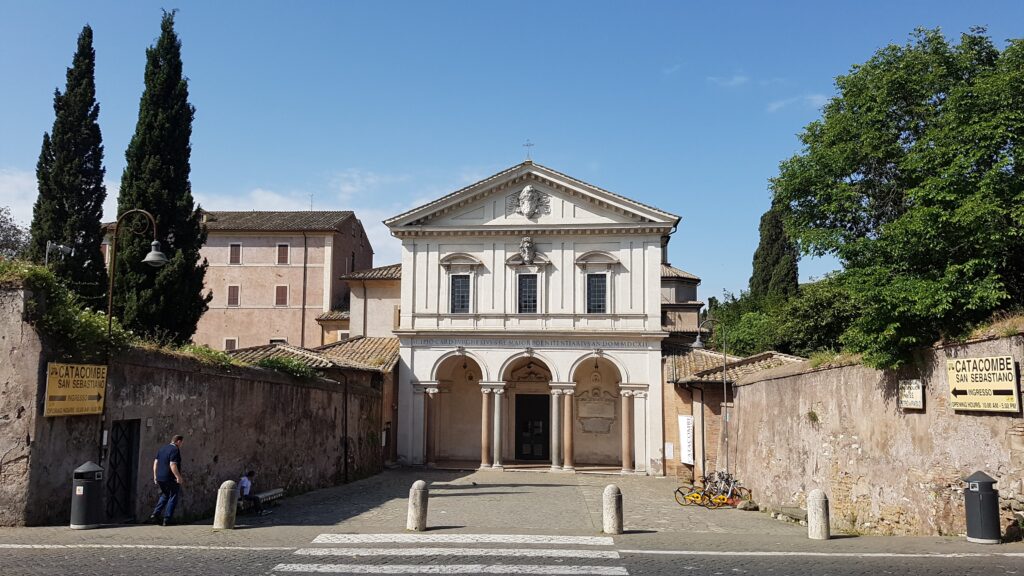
[2,1,1021,300]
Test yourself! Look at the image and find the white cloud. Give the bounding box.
[767,93,829,113]
[707,74,750,87]
[0,168,37,226]
[662,63,683,77]
[102,179,119,223]
[330,169,410,202]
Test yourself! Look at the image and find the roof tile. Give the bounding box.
[315,336,400,373]
[340,263,401,281]
[201,210,354,232]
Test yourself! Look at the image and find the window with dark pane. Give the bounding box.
[276,244,289,265]
[450,275,470,313]
[229,243,241,265]
[586,273,607,314]
[518,274,538,313]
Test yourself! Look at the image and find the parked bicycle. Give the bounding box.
[674,471,751,509]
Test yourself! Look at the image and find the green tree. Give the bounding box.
[113,11,209,343]
[0,207,29,259]
[748,201,799,300]
[773,28,1024,367]
[28,25,108,301]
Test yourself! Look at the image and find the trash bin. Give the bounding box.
[964,471,1000,544]
[70,461,104,530]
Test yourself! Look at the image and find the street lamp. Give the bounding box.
[692,317,730,475]
[105,209,168,341]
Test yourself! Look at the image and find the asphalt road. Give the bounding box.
[3,541,1023,576]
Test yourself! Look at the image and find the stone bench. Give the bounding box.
[237,488,283,512]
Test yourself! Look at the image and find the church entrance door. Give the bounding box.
[514,394,550,461]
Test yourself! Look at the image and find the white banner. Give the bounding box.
[678,415,694,465]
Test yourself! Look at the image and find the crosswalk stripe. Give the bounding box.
[294,548,620,559]
[311,534,614,546]
[272,564,628,575]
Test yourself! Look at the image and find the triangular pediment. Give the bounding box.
[384,162,679,232]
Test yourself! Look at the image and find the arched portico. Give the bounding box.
[570,357,631,471]
[427,354,486,466]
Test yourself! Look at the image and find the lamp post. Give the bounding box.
[692,318,729,475]
[106,209,169,341]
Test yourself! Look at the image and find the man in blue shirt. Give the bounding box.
[148,435,184,526]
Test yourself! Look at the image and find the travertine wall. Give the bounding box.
[732,336,1024,536]
[1,289,383,526]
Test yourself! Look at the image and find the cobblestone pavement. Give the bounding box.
[2,468,1022,575]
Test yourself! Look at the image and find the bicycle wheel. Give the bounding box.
[674,488,690,506]
[704,494,727,509]
[733,486,752,501]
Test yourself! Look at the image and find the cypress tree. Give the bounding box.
[748,202,799,300]
[113,11,209,343]
[28,25,108,302]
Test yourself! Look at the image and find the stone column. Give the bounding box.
[425,387,439,467]
[480,387,492,469]
[411,384,427,465]
[620,390,634,474]
[550,389,562,470]
[492,388,505,469]
[562,389,575,471]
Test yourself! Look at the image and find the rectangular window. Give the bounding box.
[227,285,240,307]
[450,275,470,314]
[224,338,237,352]
[586,274,607,314]
[518,274,538,314]
[276,243,289,265]
[269,338,288,345]
[229,243,242,265]
[275,285,289,307]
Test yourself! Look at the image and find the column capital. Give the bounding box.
[619,383,648,397]
[414,381,439,395]
[480,381,506,394]
[550,382,576,393]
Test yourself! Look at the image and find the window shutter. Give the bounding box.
[277,244,289,265]
[229,244,241,265]
[227,285,240,307]
[275,285,288,306]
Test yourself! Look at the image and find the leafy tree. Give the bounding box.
[28,25,108,301]
[113,11,209,343]
[781,276,858,357]
[748,202,799,300]
[0,207,29,259]
[773,28,1024,367]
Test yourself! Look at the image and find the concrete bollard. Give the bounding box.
[406,480,428,531]
[807,489,830,540]
[213,480,239,530]
[603,484,623,535]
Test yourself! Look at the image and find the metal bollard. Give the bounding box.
[213,480,239,530]
[603,484,623,535]
[406,480,428,531]
[807,489,830,540]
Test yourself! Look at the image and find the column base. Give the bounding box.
[560,466,576,473]
[491,464,505,471]
[550,465,563,472]
[620,468,634,475]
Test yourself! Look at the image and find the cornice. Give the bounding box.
[392,223,673,238]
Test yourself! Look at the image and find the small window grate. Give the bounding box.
[518,274,538,314]
[450,275,470,313]
[587,274,607,314]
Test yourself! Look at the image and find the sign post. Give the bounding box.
[946,356,1019,413]
[43,363,107,417]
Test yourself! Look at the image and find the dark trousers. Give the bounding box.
[152,480,180,519]
[241,493,263,514]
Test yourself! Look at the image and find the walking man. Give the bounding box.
[149,435,184,526]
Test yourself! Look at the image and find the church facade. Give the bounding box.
[385,162,680,475]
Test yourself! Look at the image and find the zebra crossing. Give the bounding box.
[270,533,629,575]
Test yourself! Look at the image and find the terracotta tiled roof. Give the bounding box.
[200,211,354,232]
[316,310,350,321]
[340,263,401,281]
[315,336,400,373]
[661,264,701,281]
[229,343,336,369]
[664,345,745,382]
[676,350,806,384]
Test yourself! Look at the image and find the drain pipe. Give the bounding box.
[300,232,309,347]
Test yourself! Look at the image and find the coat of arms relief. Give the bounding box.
[505,185,550,219]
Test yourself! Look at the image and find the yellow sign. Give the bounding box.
[946,356,1019,413]
[43,363,107,417]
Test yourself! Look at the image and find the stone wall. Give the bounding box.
[731,335,1024,536]
[1,289,382,526]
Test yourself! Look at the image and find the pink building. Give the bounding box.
[191,211,373,350]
